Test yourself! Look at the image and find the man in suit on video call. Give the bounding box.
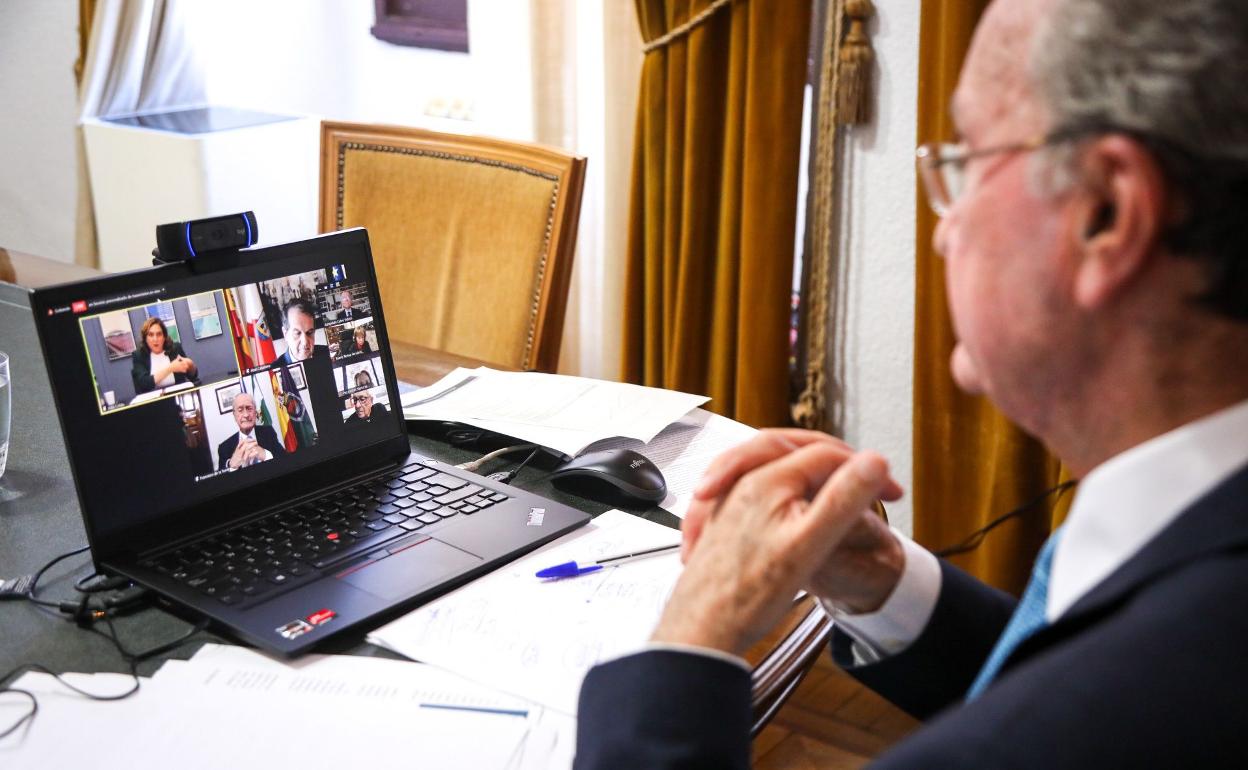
[274,299,328,366]
[217,392,287,471]
[575,0,1248,766]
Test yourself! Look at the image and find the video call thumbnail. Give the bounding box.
[182,367,321,481]
[81,292,239,414]
[341,386,391,426]
[335,356,383,396]
[223,269,331,371]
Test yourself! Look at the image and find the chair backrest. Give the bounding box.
[319,122,587,372]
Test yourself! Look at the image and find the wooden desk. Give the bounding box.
[0,248,829,736]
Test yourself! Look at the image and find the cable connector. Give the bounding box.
[0,575,35,600]
[76,574,131,593]
[103,586,151,611]
[60,595,106,627]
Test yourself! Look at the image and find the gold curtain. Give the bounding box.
[623,0,811,427]
[912,0,1071,595]
[76,0,98,85]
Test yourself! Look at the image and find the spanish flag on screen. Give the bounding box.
[223,289,253,370]
[270,369,298,452]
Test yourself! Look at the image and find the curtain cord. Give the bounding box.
[641,0,738,54]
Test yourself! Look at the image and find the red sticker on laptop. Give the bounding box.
[306,608,336,626]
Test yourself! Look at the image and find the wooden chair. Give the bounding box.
[319,122,587,372]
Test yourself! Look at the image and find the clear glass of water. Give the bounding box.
[0,351,8,480]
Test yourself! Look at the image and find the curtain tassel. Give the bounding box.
[836,0,874,125]
[792,379,823,429]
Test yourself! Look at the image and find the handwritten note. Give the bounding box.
[368,510,683,715]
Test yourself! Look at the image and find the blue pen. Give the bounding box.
[535,543,680,579]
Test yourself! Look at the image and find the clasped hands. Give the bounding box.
[169,354,195,374]
[228,438,269,469]
[651,430,906,656]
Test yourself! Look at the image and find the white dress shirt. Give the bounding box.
[232,428,274,468]
[830,397,1248,659]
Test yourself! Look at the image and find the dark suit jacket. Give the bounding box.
[216,424,287,470]
[131,341,197,394]
[575,463,1248,769]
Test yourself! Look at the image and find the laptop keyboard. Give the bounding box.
[141,461,511,606]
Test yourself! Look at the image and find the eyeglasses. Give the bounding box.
[352,394,371,403]
[913,124,1109,217]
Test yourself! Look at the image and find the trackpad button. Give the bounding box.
[336,538,481,600]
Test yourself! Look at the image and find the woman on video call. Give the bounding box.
[346,326,372,355]
[131,317,198,394]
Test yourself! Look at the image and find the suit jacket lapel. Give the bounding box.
[1007,461,1248,666]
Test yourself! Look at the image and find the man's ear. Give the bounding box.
[1071,134,1168,309]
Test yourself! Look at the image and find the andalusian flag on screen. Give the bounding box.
[257,393,274,431]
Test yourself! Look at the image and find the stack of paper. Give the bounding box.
[1,644,575,770]
[401,367,709,457]
[369,510,684,715]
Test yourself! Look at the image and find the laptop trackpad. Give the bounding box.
[336,538,481,601]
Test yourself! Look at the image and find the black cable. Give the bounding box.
[487,446,545,485]
[22,545,91,609]
[1,546,208,740]
[0,684,36,741]
[934,480,1078,558]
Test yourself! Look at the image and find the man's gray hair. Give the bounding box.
[1031,0,1248,160]
[1029,0,1248,320]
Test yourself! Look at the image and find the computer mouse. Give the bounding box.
[549,449,668,505]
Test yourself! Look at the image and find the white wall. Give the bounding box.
[833,5,920,534]
[188,0,535,140]
[0,1,80,262]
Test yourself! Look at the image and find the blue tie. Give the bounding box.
[966,527,1063,701]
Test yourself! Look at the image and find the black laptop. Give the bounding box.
[30,228,589,655]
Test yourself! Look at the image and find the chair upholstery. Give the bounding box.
[319,122,586,372]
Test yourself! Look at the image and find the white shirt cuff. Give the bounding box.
[612,642,752,673]
[820,529,941,665]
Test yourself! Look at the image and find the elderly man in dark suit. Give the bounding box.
[575,0,1248,766]
[216,392,286,471]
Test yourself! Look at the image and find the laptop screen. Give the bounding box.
[31,230,409,556]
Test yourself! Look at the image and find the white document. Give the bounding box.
[0,659,533,770]
[368,510,683,715]
[580,408,758,518]
[401,367,709,457]
[168,645,575,770]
